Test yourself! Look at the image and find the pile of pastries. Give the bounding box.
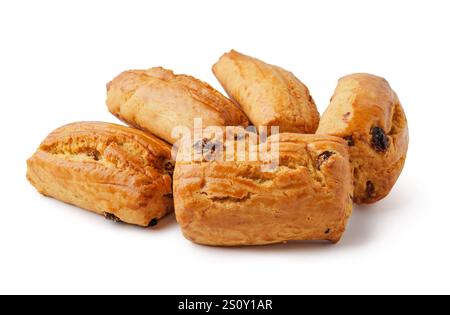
[27,50,409,246]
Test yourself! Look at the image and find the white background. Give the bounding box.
[0,0,448,295]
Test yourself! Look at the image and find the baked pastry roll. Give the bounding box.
[106,67,249,144]
[317,74,409,204]
[26,122,174,226]
[174,133,353,246]
[212,50,320,134]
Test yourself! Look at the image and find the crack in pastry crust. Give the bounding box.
[26,122,174,226]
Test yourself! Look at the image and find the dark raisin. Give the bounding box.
[343,135,355,147]
[104,212,121,223]
[193,139,207,152]
[148,218,158,227]
[325,228,331,234]
[343,112,351,121]
[87,150,100,161]
[204,140,224,161]
[366,181,376,198]
[317,151,335,170]
[204,140,217,154]
[164,160,174,177]
[194,138,221,161]
[371,127,389,152]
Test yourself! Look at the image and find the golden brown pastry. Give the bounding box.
[317,73,409,204]
[212,50,320,134]
[26,122,174,226]
[106,67,249,144]
[174,133,353,246]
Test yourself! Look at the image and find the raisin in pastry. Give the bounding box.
[212,50,320,134]
[26,122,174,226]
[173,133,353,246]
[106,67,249,144]
[317,73,409,204]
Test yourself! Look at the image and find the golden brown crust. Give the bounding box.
[26,122,174,226]
[174,133,353,246]
[106,67,249,144]
[317,74,409,204]
[212,50,320,134]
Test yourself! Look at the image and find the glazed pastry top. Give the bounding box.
[174,133,353,245]
[107,67,249,143]
[213,50,320,133]
[38,121,173,178]
[317,73,409,204]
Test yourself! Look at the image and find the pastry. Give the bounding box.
[106,67,249,144]
[173,133,353,246]
[212,50,320,134]
[26,122,174,226]
[317,73,409,204]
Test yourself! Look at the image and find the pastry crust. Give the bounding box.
[317,74,409,204]
[212,50,320,134]
[174,133,353,246]
[106,67,249,144]
[26,122,174,226]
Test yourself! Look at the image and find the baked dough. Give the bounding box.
[26,122,174,226]
[106,67,249,144]
[212,50,320,134]
[317,74,409,204]
[174,133,353,246]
